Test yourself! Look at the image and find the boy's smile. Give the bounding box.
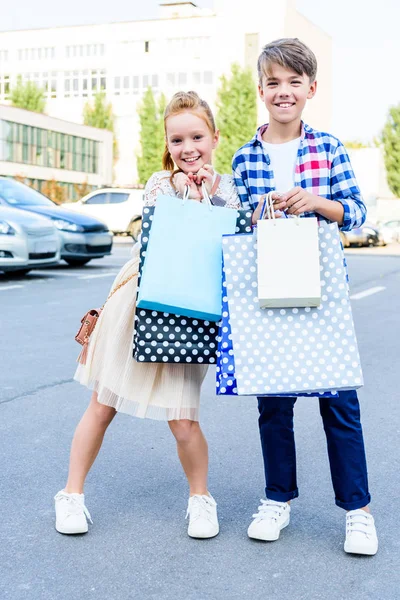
[259,64,317,129]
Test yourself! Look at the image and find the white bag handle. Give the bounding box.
[182,183,212,211]
[260,191,300,225]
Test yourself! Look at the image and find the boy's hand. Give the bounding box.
[251,192,283,224]
[194,164,214,196]
[280,187,319,216]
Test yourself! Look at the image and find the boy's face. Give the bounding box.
[258,63,317,127]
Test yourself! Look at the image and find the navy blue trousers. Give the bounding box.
[257,390,371,510]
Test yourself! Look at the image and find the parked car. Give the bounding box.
[0,177,113,267]
[340,223,384,248]
[380,220,400,244]
[62,188,144,240]
[0,206,60,275]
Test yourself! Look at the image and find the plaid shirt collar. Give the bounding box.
[251,121,313,146]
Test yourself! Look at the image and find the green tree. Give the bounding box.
[344,140,370,149]
[83,92,118,162]
[10,75,46,113]
[137,87,166,185]
[382,104,400,197]
[215,63,257,174]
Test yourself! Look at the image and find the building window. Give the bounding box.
[204,71,213,85]
[65,44,105,58]
[0,118,100,174]
[16,47,55,60]
[133,76,139,94]
[167,73,176,86]
[144,41,150,53]
[0,74,11,101]
[178,73,187,85]
[0,50,9,62]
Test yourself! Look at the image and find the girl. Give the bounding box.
[54,91,240,539]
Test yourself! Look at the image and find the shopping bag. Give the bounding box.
[257,195,321,308]
[217,222,363,395]
[137,192,238,321]
[133,205,251,364]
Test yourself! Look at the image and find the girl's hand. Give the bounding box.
[173,172,202,201]
[194,164,214,196]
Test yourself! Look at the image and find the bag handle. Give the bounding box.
[260,191,300,226]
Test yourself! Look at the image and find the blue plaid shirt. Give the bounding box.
[232,122,366,231]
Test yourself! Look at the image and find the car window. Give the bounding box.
[108,193,130,204]
[0,179,54,207]
[84,193,108,205]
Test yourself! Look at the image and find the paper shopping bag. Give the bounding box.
[137,195,238,321]
[257,216,321,308]
[218,223,363,396]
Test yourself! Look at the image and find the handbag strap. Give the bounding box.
[101,270,138,309]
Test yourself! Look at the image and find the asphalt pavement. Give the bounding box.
[1,241,399,600]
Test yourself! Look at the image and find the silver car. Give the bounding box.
[0,177,113,267]
[0,206,60,275]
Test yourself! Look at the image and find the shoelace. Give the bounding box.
[346,512,374,537]
[252,499,286,522]
[55,491,93,524]
[186,495,215,522]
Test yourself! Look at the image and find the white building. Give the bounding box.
[0,104,113,199]
[0,0,332,186]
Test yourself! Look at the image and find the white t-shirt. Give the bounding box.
[262,137,301,195]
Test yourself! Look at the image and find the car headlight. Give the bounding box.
[53,219,84,233]
[0,220,16,235]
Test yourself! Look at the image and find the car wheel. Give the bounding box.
[128,218,142,242]
[64,258,92,267]
[7,269,31,276]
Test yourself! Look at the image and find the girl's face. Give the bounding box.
[165,111,219,174]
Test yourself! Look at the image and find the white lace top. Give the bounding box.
[144,170,240,209]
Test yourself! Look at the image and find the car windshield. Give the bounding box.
[0,179,55,207]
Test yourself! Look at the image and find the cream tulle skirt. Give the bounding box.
[74,245,208,421]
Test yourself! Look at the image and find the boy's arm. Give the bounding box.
[329,143,366,231]
[232,155,251,211]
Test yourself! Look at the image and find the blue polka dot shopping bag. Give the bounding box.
[216,222,363,396]
[134,205,252,364]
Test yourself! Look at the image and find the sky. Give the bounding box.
[1,0,399,141]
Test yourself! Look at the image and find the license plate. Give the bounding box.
[35,241,57,253]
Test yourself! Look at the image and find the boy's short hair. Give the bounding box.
[257,38,317,84]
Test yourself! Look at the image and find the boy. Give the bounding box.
[232,38,378,556]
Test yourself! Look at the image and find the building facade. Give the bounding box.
[0,104,113,199]
[0,0,332,186]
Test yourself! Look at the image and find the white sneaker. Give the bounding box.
[247,499,290,541]
[54,490,93,535]
[344,509,378,555]
[186,494,219,539]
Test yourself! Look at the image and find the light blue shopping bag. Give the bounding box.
[137,194,238,321]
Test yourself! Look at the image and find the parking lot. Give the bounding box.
[1,240,400,600]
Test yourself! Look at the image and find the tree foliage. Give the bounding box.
[382,104,400,197]
[41,179,66,204]
[10,75,46,113]
[83,92,119,162]
[215,63,257,174]
[136,87,166,185]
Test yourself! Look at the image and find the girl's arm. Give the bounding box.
[143,172,175,207]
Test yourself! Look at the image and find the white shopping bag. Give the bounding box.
[257,194,321,308]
